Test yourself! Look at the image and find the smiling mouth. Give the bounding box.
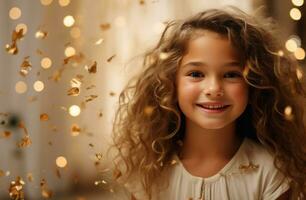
[196,104,230,110]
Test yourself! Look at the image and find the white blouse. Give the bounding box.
[125,138,290,200]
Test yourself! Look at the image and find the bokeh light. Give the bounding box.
[40,0,53,6]
[9,7,22,20]
[56,156,67,168]
[59,0,70,7]
[41,57,52,69]
[63,15,75,27]
[285,39,298,52]
[33,81,45,92]
[15,81,27,94]
[15,23,28,34]
[294,48,305,60]
[65,46,76,57]
[289,8,302,20]
[69,105,81,117]
[292,0,304,6]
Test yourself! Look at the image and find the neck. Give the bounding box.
[179,121,243,161]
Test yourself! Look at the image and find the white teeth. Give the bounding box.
[202,105,226,109]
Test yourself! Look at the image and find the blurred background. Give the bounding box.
[0,0,305,199]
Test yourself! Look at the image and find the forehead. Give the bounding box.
[182,30,241,64]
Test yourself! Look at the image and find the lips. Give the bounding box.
[196,102,230,110]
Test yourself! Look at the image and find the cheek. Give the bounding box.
[228,84,249,103]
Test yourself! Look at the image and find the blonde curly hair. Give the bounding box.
[110,6,306,199]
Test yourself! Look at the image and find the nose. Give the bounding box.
[203,78,224,97]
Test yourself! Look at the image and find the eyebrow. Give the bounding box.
[181,61,242,68]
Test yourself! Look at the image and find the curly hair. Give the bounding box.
[110,6,306,199]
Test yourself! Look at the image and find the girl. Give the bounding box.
[111,6,306,200]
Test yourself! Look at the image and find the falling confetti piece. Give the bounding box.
[35,30,48,39]
[95,38,104,45]
[71,124,81,136]
[40,179,53,199]
[63,53,84,65]
[85,85,95,90]
[109,91,116,96]
[19,56,32,76]
[5,29,24,55]
[107,54,116,62]
[100,23,111,31]
[170,159,177,165]
[9,177,25,200]
[86,61,97,73]
[67,87,80,96]
[40,113,49,121]
[17,135,32,148]
[95,153,103,160]
[85,95,98,102]
[0,170,4,177]
[89,143,94,148]
[2,131,12,138]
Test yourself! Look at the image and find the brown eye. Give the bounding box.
[188,71,204,78]
[224,71,242,78]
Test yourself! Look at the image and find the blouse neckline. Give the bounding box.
[174,137,247,183]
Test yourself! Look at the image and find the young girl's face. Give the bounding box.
[176,30,248,130]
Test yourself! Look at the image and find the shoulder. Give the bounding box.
[240,138,290,200]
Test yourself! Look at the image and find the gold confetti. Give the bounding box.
[86,85,96,90]
[49,66,65,82]
[0,170,4,177]
[85,95,98,102]
[20,56,32,76]
[70,77,82,88]
[95,153,103,160]
[86,61,97,73]
[5,29,25,55]
[40,179,53,199]
[17,135,32,148]
[67,87,80,96]
[109,91,116,96]
[100,23,111,31]
[107,54,116,62]
[9,176,25,200]
[95,38,104,45]
[63,53,84,65]
[2,131,11,138]
[170,159,177,165]
[89,143,94,148]
[35,30,48,39]
[71,124,81,136]
[40,113,49,121]
[239,162,259,173]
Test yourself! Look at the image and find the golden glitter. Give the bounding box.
[35,30,48,39]
[70,27,81,38]
[41,57,52,69]
[27,173,33,182]
[85,61,97,73]
[16,23,28,34]
[170,159,177,165]
[100,23,111,31]
[19,56,32,76]
[95,38,104,45]
[239,162,259,172]
[285,39,298,52]
[15,81,27,94]
[107,54,116,62]
[40,0,53,6]
[40,179,53,199]
[40,113,49,121]
[95,153,103,160]
[33,81,45,92]
[49,67,65,82]
[86,85,96,90]
[67,87,80,96]
[296,68,303,80]
[85,95,98,102]
[292,0,304,6]
[58,0,70,7]
[290,8,302,20]
[70,77,82,88]
[71,124,81,136]
[9,177,25,200]
[64,53,84,65]
[56,156,67,168]
[65,46,76,57]
[5,28,24,55]
[17,135,32,148]
[109,91,116,96]
[69,105,81,117]
[63,15,75,27]
[9,7,22,20]
[294,47,305,60]
[2,131,12,138]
